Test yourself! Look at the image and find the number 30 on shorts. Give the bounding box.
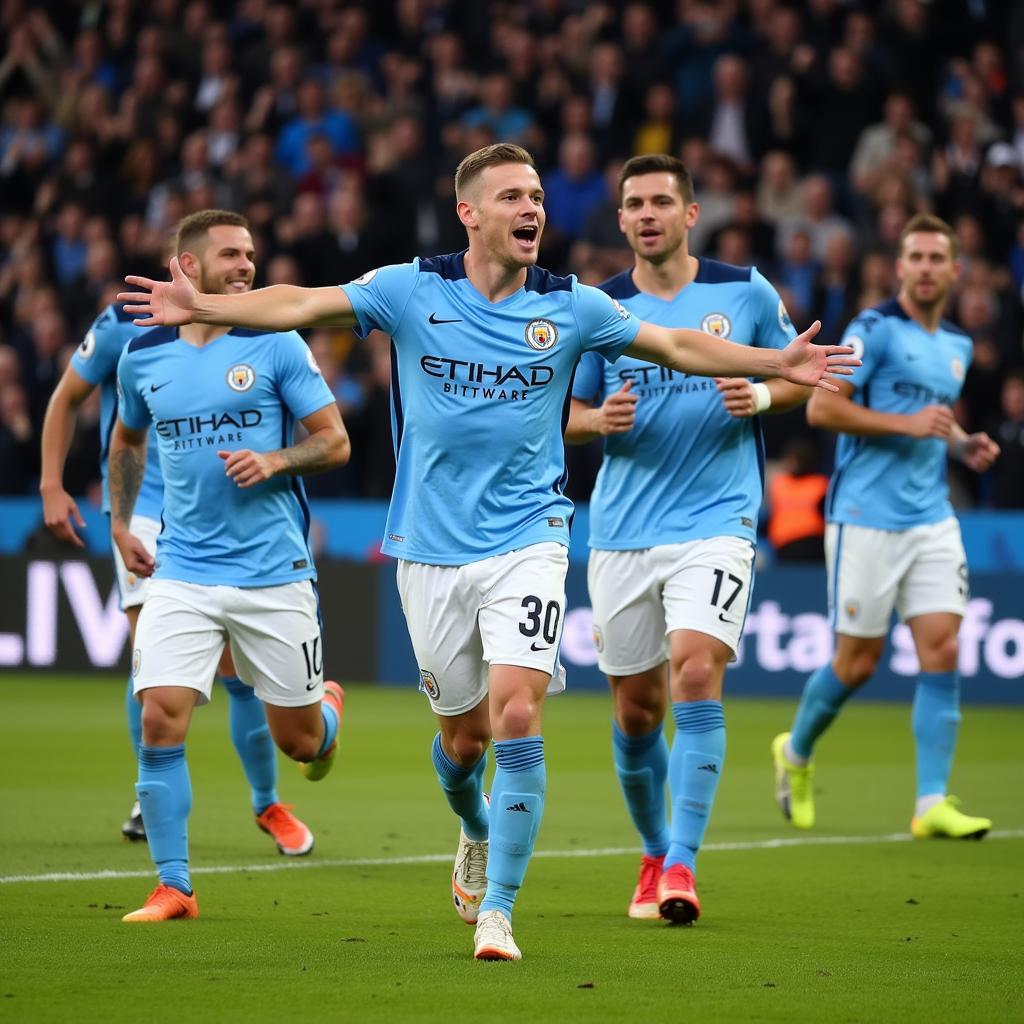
[518,595,561,645]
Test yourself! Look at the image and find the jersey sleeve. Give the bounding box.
[839,310,888,392]
[574,282,641,362]
[115,350,152,430]
[571,350,606,402]
[274,332,338,420]
[71,305,129,386]
[750,269,797,351]
[338,262,419,338]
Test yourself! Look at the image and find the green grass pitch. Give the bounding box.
[2,676,1022,1023]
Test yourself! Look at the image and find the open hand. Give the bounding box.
[117,256,197,327]
[779,321,860,390]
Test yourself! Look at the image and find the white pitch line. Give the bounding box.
[2,829,1022,886]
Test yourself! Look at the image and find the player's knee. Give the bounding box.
[278,733,321,763]
[140,702,186,745]
[671,653,720,701]
[616,696,661,735]
[495,695,540,738]
[922,633,959,673]
[833,650,878,687]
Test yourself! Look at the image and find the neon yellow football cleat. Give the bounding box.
[911,796,991,840]
[772,732,815,829]
[300,681,345,781]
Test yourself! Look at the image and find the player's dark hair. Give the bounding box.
[454,143,535,200]
[175,209,250,256]
[618,154,695,204]
[899,212,957,258]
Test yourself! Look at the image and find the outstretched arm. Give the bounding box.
[118,256,359,331]
[39,365,94,546]
[218,403,350,488]
[626,319,858,391]
[108,419,155,577]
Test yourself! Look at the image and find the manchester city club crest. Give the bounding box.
[226,363,256,392]
[524,318,558,351]
[700,312,732,337]
[78,330,96,360]
[950,357,965,381]
[132,648,142,677]
[419,669,440,700]
[778,299,794,332]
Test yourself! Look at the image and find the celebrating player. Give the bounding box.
[109,210,349,922]
[772,213,999,839]
[40,213,317,858]
[566,154,812,925]
[117,143,857,958]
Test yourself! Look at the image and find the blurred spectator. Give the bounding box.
[542,134,606,253]
[633,83,678,159]
[461,72,535,148]
[778,174,853,263]
[757,150,804,226]
[850,93,932,196]
[0,380,35,494]
[686,54,756,172]
[985,371,1024,508]
[767,438,829,562]
[776,228,818,325]
[275,78,360,178]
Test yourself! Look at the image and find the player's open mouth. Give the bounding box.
[638,229,661,240]
[228,279,252,291]
[512,225,538,245]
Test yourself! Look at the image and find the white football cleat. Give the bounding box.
[452,794,489,923]
[473,910,522,961]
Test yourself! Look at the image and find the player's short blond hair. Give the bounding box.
[899,213,957,259]
[454,143,536,200]
[175,209,250,256]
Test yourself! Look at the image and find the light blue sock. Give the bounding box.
[315,696,340,759]
[912,671,961,798]
[790,664,855,760]
[479,736,545,922]
[126,679,142,759]
[220,675,278,815]
[136,744,192,894]
[431,733,489,841]
[612,721,669,857]
[665,701,725,873]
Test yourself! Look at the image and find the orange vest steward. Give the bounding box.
[768,473,829,549]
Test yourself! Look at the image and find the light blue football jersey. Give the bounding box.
[574,260,796,550]
[827,298,973,530]
[70,304,163,520]
[116,328,335,586]
[340,252,640,563]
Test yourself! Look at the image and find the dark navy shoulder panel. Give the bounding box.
[939,317,970,338]
[871,297,909,320]
[111,303,136,323]
[695,259,751,284]
[418,251,468,281]
[228,327,267,338]
[524,264,573,294]
[127,327,177,353]
[597,269,640,299]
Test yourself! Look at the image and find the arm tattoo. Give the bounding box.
[277,431,335,477]
[110,447,145,526]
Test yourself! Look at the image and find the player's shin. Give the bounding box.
[221,674,278,814]
[136,744,193,894]
[912,671,961,809]
[479,737,546,922]
[432,732,489,840]
[612,721,669,856]
[666,701,725,871]
[788,664,854,761]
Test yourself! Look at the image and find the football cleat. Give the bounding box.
[300,681,345,781]
[628,853,665,920]
[452,794,490,924]
[657,864,701,925]
[911,796,991,840]
[122,884,199,923]
[474,910,522,961]
[256,802,314,856]
[121,800,146,842]
[772,731,815,829]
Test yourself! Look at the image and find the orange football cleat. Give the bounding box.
[121,884,199,923]
[256,802,314,856]
[657,864,701,925]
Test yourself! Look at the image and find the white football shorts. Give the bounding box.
[132,578,324,707]
[112,514,162,610]
[396,542,569,717]
[826,517,968,638]
[588,536,756,676]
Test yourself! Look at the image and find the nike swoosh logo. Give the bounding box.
[305,682,318,691]
[428,313,462,325]
[718,612,734,624]
[530,642,551,652]
[150,382,171,392]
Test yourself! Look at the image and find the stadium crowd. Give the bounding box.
[1,0,1023,511]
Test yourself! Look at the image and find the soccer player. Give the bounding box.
[566,153,811,925]
[117,143,857,957]
[40,214,317,858]
[772,213,1000,839]
[108,210,349,922]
